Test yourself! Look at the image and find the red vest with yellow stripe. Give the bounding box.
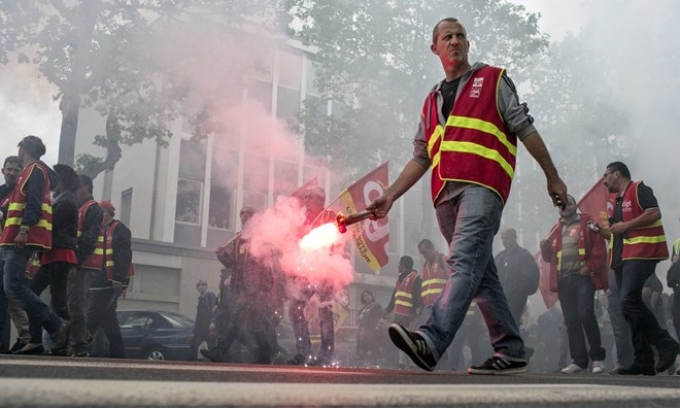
[394,270,419,317]
[424,66,516,205]
[0,162,53,249]
[102,220,135,281]
[77,200,104,270]
[421,254,448,307]
[607,181,669,266]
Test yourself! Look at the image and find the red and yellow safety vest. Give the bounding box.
[423,66,516,205]
[607,181,669,267]
[77,200,104,270]
[102,220,135,281]
[394,270,419,317]
[0,162,53,249]
[421,254,448,307]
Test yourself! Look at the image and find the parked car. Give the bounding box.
[116,310,195,361]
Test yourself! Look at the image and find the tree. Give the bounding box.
[283,0,549,181]
[0,0,278,179]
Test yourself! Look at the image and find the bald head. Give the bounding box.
[500,228,518,251]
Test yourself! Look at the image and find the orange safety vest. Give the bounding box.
[607,181,669,267]
[421,254,448,307]
[102,220,135,281]
[0,162,53,249]
[77,200,104,270]
[424,66,516,205]
[394,270,419,317]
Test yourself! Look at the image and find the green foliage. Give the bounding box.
[284,0,548,180]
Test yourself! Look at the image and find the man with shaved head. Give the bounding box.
[369,17,567,374]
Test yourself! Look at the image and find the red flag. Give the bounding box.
[338,162,389,273]
[537,178,610,308]
[289,177,318,201]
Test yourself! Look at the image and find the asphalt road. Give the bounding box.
[0,355,678,407]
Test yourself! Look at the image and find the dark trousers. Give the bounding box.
[557,274,605,368]
[0,248,60,338]
[506,294,528,328]
[29,263,72,343]
[607,272,634,367]
[214,299,274,364]
[67,268,94,354]
[615,260,678,368]
[289,282,334,360]
[672,289,680,341]
[87,287,124,358]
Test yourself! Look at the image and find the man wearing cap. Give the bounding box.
[0,136,69,355]
[288,186,339,366]
[87,200,132,358]
[68,174,104,357]
[189,280,217,360]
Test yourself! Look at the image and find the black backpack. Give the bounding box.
[667,262,680,290]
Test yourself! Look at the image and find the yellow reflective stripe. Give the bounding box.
[428,125,444,168]
[395,300,413,308]
[4,218,52,230]
[578,249,585,256]
[639,219,663,229]
[422,288,443,298]
[422,278,447,287]
[674,239,680,255]
[395,291,412,299]
[556,251,562,271]
[624,235,667,244]
[8,203,52,213]
[105,261,114,267]
[440,140,515,178]
[446,115,517,156]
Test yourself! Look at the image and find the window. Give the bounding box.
[305,58,320,96]
[278,50,302,90]
[178,139,206,180]
[208,183,234,230]
[277,86,301,121]
[248,79,273,112]
[121,188,132,226]
[273,160,299,196]
[243,154,270,194]
[175,178,202,224]
[243,190,267,212]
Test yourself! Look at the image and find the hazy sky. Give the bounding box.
[0,1,588,170]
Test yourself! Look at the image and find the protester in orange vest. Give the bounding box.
[24,164,80,355]
[368,18,567,374]
[0,155,31,354]
[87,200,132,358]
[383,256,421,369]
[0,136,68,355]
[591,162,679,375]
[540,195,608,374]
[67,174,104,357]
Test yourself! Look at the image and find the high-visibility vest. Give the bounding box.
[0,162,53,249]
[421,254,448,307]
[394,271,419,317]
[102,220,135,281]
[607,181,668,266]
[423,66,516,205]
[77,200,104,270]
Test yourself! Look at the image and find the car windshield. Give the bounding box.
[162,312,194,329]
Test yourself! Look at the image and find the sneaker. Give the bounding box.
[561,363,585,374]
[50,319,70,355]
[387,324,436,372]
[592,361,606,374]
[656,342,680,373]
[468,355,527,375]
[13,343,44,355]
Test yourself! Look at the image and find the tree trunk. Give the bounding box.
[81,111,123,181]
[57,92,81,165]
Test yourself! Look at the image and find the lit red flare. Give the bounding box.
[335,209,376,234]
[299,223,341,250]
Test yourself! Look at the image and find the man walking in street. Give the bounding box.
[593,162,679,375]
[368,17,568,374]
[189,280,217,360]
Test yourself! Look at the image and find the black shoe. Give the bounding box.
[8,340,27,353]
[200,348,224,363]
[388,323,436,372]
[468,355,528,375]
[14,343,44,355]
[656,342,680,373]
[611,363,656,376]
[287,353,307,365]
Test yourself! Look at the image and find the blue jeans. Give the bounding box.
[418,186,525,361]
[0,247,61,337]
